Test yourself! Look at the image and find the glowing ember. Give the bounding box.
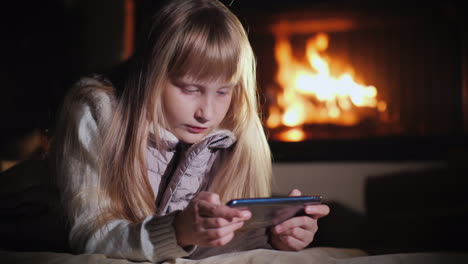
[277,128,306,142]
[267,27,387,142]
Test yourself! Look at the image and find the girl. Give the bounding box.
[51,0,329,262]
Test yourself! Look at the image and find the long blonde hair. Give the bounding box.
[88,0,271,225]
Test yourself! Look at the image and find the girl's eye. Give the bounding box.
[182,86,199,94]
[217,89,231,96]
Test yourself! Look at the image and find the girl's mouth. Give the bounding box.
[186,125,208,133]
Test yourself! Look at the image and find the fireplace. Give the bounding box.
[230,1,468,161]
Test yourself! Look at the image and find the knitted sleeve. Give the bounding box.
[53,77,194,262]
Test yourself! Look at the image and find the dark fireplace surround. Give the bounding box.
[230,0,468,162]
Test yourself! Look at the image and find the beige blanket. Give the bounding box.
[2,247,467,264]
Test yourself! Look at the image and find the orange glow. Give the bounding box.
[267,25,387,140]
[277,128,306,142]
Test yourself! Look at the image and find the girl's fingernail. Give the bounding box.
[274,225,283,233]
[242,211,252,219]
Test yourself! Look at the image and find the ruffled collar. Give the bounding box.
[148,124,237,152]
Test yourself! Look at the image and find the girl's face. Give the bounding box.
[162,76,234,144]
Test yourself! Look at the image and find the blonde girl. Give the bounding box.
[51,0,329,262]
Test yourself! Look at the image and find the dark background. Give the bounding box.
[0,0,467,254]
[1,0,467,161]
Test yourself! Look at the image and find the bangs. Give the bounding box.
[167,10,242,83]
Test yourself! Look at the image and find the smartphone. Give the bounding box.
[226,195,322,230]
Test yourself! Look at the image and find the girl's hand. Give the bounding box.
[173,191,251,247]
[269,189,330,251]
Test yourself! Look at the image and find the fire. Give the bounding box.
[277,128,306,142]
[267,30,386,141]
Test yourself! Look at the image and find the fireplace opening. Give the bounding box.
[233,1,468,161]
[266,30,389,142]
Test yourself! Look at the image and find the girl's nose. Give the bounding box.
[195,96,214,123]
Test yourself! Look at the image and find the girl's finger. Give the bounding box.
[273,216,316,234]
[206,231,235,247]
[196,191,221,205]
[197,201,249,219]
[201,216,243,228]
[278,233,305,251]
[204,221,244,241]
[288,189,302,196]
[277,227,314,243]
[304,204,330,219]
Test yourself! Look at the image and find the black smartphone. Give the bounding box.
[226,195,322,230]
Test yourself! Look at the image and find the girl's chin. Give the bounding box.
[176,131,206,144]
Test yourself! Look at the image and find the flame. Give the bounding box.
[267,30,386,142]
[277,128,306,142]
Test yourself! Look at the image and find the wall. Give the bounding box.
[272,161,447,214]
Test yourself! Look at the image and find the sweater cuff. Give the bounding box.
[144,211,197,261]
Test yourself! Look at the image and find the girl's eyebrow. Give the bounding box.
[175,79,235,89]
[171,79,189,86]
[218,84,235,89]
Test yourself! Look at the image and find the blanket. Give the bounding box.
[1,247,468,264]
